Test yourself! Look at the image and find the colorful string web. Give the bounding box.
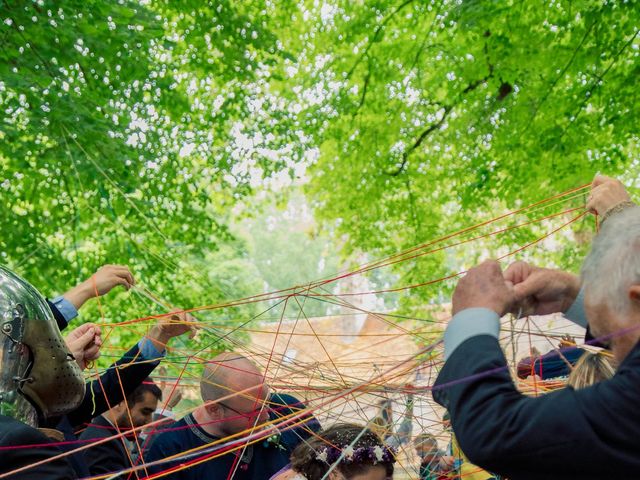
[1,183,603,480]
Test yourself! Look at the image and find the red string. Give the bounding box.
[0,185,592,479]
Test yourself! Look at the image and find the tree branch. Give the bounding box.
[347,0,417,79]
[404,176,421,242]
[352,56,372,117]
[526,19,597,128]
[388,105,451,176]
[387,35,496,176]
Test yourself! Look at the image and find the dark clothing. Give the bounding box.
[146,393,320,480]
[52,416,90,477]
[516,346,584,379]
[42,343,158,477]
[65,343,158,430]
[0,414,76,480]
[47,299,69,331]
[79,415,131,478]
[433,335,640,480]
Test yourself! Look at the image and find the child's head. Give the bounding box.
[290,423,395,480]
[413,433,440,461]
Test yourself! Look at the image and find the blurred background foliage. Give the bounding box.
[1,0,638,364]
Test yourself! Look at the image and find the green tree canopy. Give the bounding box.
[1,0,638,332]
[289,0,640,309]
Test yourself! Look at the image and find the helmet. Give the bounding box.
[0,266,85,426]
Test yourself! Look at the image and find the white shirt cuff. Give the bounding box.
[444,308,500,360]
[52,296,79,323]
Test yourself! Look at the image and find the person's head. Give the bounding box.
[413,433,440,462]
[111,378,162,430]
[200,352,270,437]
[290,423,395,480]
[566,351,615,389]
[0,266,85,426]
[581,206,640,363]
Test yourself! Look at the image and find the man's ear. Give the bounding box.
[106,401,126,425]
[628,285,640,305]
[205,402,222,418]
[113,400,128,415]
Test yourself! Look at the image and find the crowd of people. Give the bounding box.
[0,174,637,480]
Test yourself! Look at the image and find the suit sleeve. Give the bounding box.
[1,423,77,479]
[47,299,70,331]
[433,334,640,478]
[66,343,159,428]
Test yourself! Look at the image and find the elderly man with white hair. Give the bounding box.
[432,176,640,479]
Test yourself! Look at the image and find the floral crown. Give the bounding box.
[314,444,396,465]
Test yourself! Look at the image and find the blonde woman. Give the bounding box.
[567,351,615,389]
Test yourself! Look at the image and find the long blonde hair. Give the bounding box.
[567,351,615,389]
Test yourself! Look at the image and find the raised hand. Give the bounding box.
[452,260,515,316]
[586,175,632,217]
[65,322,102,370]
[157,309,198,340]
[63,264,135,310]
[88,265,135,296]
[504,261,580,316]
[146,308,199,355]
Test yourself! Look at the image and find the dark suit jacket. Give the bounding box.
[433,335,640,480]
[40,343,158,477]
[66,343,158,429]
[0,415,76,479]
[47,299,70,331]
[79,415,131,477]
[44,300,158,429]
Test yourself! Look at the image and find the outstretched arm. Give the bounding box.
[49,265,135,330]
[65,310,197,428]
[434,334,637,479]
[434,261,637,479]
[61,264,135,311]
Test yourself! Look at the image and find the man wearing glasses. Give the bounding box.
[146,352,320,479]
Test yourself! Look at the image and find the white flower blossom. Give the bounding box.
[343,445,355,460]
[373,445,384,462]
[315,448,328,463]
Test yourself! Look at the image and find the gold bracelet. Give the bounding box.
[601,200,636,224]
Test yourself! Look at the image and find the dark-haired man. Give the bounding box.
[80,378,162,477]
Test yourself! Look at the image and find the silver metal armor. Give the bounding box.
[0,266,85,426]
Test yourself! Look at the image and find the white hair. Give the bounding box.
[581,206,640,313]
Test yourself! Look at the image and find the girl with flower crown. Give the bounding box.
[270,423,395,480]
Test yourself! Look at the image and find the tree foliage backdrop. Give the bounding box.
[1,0,639,343]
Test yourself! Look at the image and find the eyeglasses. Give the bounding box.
[218,401,271,420]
